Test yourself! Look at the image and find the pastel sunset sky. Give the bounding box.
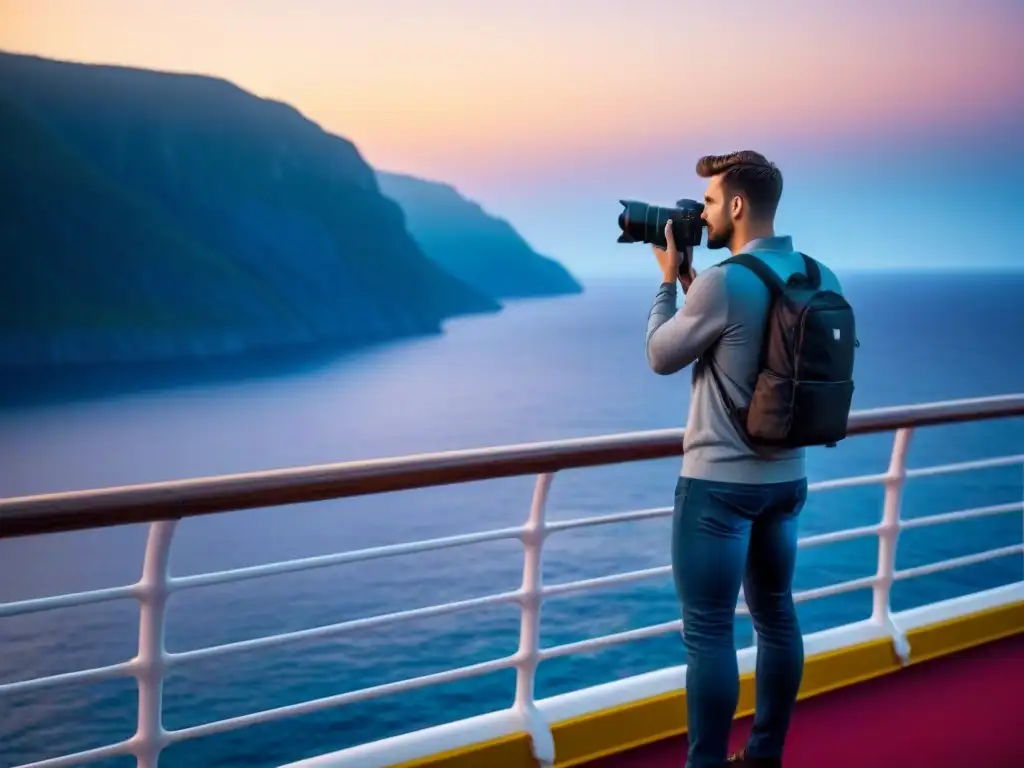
[3,0,1022,275]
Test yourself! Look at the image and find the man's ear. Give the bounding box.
[730,195,744,220]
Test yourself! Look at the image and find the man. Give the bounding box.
[645,151,844,768]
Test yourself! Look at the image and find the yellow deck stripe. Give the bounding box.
[395,599,1023,767]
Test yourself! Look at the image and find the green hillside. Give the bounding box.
[0,51,500,370]
[378,171,582,299]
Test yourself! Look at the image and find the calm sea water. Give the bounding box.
[1,273,1022,768]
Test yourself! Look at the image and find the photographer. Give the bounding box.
[645,151,846,768]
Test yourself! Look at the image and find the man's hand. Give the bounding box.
[652,220,696,291]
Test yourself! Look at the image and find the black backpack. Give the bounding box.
[708,253,856,450]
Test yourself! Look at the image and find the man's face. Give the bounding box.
[702,175,735,251]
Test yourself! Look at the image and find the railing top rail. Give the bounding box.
[2,394,1022,539]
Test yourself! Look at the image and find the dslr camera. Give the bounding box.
[617,199,705,250]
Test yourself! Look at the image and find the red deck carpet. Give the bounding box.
[584,632,1024,767]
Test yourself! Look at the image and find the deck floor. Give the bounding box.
[584,632,1024,767]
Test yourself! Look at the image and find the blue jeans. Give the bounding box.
[672,476,807,768]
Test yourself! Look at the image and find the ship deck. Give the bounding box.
[585,631,1024,768]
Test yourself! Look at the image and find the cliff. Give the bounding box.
[377,172,582,299]
[0,52,504,371]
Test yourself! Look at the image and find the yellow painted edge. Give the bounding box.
[392,600,1023,767]
[393,731,534,768]
[906,599,1024,664]
[550,634,903,768]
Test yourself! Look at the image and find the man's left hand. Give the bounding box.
[652,220,694,287]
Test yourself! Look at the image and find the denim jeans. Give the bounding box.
[672,476,808,767]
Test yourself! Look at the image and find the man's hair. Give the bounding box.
[695,150,783,219]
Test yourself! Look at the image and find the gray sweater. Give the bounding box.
[646,236,844,484]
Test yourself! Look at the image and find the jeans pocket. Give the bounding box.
[706,484,769,520]
[674,476,691,502]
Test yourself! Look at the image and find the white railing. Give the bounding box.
[1,394,1022,768]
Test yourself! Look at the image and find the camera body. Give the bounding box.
[617,199,705,250]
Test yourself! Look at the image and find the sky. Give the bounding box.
[3,0,1023,275]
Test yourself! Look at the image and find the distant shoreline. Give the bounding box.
[0,293,577,411]
[0,335,421,411]
[3,269,1019,411]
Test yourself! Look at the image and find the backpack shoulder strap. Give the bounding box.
[719,253,784,300]
[705,358,771,457]
[799,253,822,289]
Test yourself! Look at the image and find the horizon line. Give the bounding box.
[571,266,1024,280]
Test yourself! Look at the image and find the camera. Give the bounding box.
[617,199,705,250]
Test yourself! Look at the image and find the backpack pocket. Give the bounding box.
[746,370,793,443]
[746,372,854,447]
[788,378,854,446]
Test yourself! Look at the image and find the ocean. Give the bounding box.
[1,272,1022,768]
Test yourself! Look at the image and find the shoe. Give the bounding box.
[726,748,781,767]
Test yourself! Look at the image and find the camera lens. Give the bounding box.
[618,200,671,246]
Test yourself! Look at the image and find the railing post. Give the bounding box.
[133,520,178,768]
[515,473,556,767]
[873,428,913,665]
